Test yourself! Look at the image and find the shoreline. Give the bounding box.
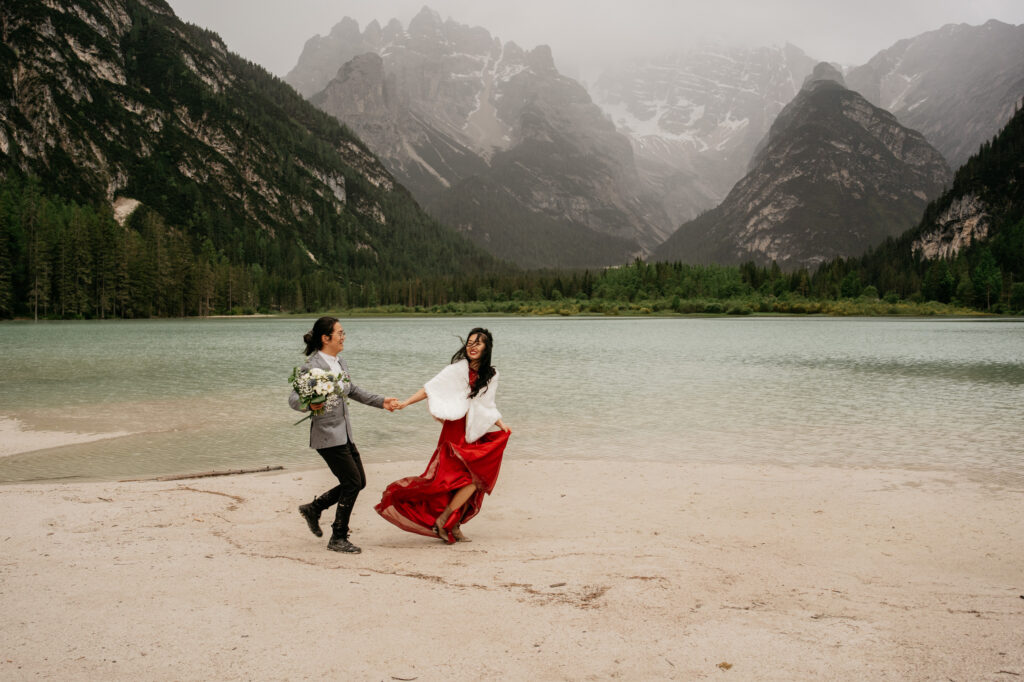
[0,417,132,459]
[2,310,1005,322]
[2,460,1021,680]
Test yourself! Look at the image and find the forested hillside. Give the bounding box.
[806,102,1024,311]
[0,0,504,319]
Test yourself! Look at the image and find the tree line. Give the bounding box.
[3,170,1021,320]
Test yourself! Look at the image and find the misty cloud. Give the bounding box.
[167,0,1024,78]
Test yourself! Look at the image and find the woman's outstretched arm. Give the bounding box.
[398,387,427,410]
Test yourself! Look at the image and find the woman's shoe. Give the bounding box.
[433,511,455,544]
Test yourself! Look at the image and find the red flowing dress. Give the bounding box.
[375,371,510,543]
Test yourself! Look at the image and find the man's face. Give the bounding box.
[322,322,345,356]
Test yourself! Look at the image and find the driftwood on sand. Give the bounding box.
[120,465,283,482]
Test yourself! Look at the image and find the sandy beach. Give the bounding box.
[1,459,1022,681]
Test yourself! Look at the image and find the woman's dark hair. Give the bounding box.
[451,327,496,398]
[303,316,339,356]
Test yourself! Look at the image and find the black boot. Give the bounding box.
[298,494,332,537]
[326,498,360,553]
[327,525,361,553]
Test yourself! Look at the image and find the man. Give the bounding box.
[289,316,399,553]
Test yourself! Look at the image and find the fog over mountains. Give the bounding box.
[845,19,1024,170]
[287,8,672,268]
[588,44,817,226]
[283,7,1024,268]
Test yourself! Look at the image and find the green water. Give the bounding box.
[0,317,1022,484]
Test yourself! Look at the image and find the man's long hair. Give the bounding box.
[303,316,339,356]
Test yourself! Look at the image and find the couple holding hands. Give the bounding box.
[288,317,510,554]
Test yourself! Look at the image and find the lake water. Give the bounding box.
[0,317,1022,485]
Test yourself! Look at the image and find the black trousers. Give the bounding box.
[313,441,367,536]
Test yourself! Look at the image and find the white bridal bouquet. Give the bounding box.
[289,366,350,424]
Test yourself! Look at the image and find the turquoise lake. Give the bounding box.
[0,316,1021,485]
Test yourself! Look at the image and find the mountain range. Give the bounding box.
[287,9,1024,269]
[653,63,952,267]
[3,0,1022,289]
[288,8,671,268]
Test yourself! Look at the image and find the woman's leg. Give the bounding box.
[434,483,477,541]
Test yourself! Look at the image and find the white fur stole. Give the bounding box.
[424,359,502,443]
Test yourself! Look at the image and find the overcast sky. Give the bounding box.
[165,0,1024,79]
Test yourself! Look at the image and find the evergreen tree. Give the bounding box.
[972,248,1002,310]
[23,185,50,320]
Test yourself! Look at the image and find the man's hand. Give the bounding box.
[383,397,401,412]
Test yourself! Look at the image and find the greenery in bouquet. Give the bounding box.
[289,367,350,424]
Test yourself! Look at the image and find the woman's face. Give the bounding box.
[465,333,486,363]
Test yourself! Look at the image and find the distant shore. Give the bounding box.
[2,460,1021,679]
[3,303,997,323]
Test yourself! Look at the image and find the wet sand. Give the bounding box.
[0,417,131,458]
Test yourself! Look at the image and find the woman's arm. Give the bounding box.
[398,387,427,410]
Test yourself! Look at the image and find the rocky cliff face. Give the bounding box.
[653,63,952,267]
[288,7,672,267]
[0,0,393,225]
[309,52,488,203]
[846,20,1024,170]
[911,194,990,259]
[588,44,818,226]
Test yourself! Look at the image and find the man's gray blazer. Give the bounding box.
[288,352,385,450]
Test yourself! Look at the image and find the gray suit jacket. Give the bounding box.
[288,352,385,450]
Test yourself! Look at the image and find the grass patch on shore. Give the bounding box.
[311,295,983,318]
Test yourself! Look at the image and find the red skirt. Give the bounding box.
[375,416,509,543]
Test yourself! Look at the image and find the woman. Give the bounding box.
[375,328,510,544]
[289,316,398,554]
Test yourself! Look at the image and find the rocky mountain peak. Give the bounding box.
[328,16,361,40]
[653,73,951,267]
[408,6,444,37]
[845,20,1024,169]
[364,19,382,43]
[803,61,846,89]
[526,45,557,74]
[382,18,404,41]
